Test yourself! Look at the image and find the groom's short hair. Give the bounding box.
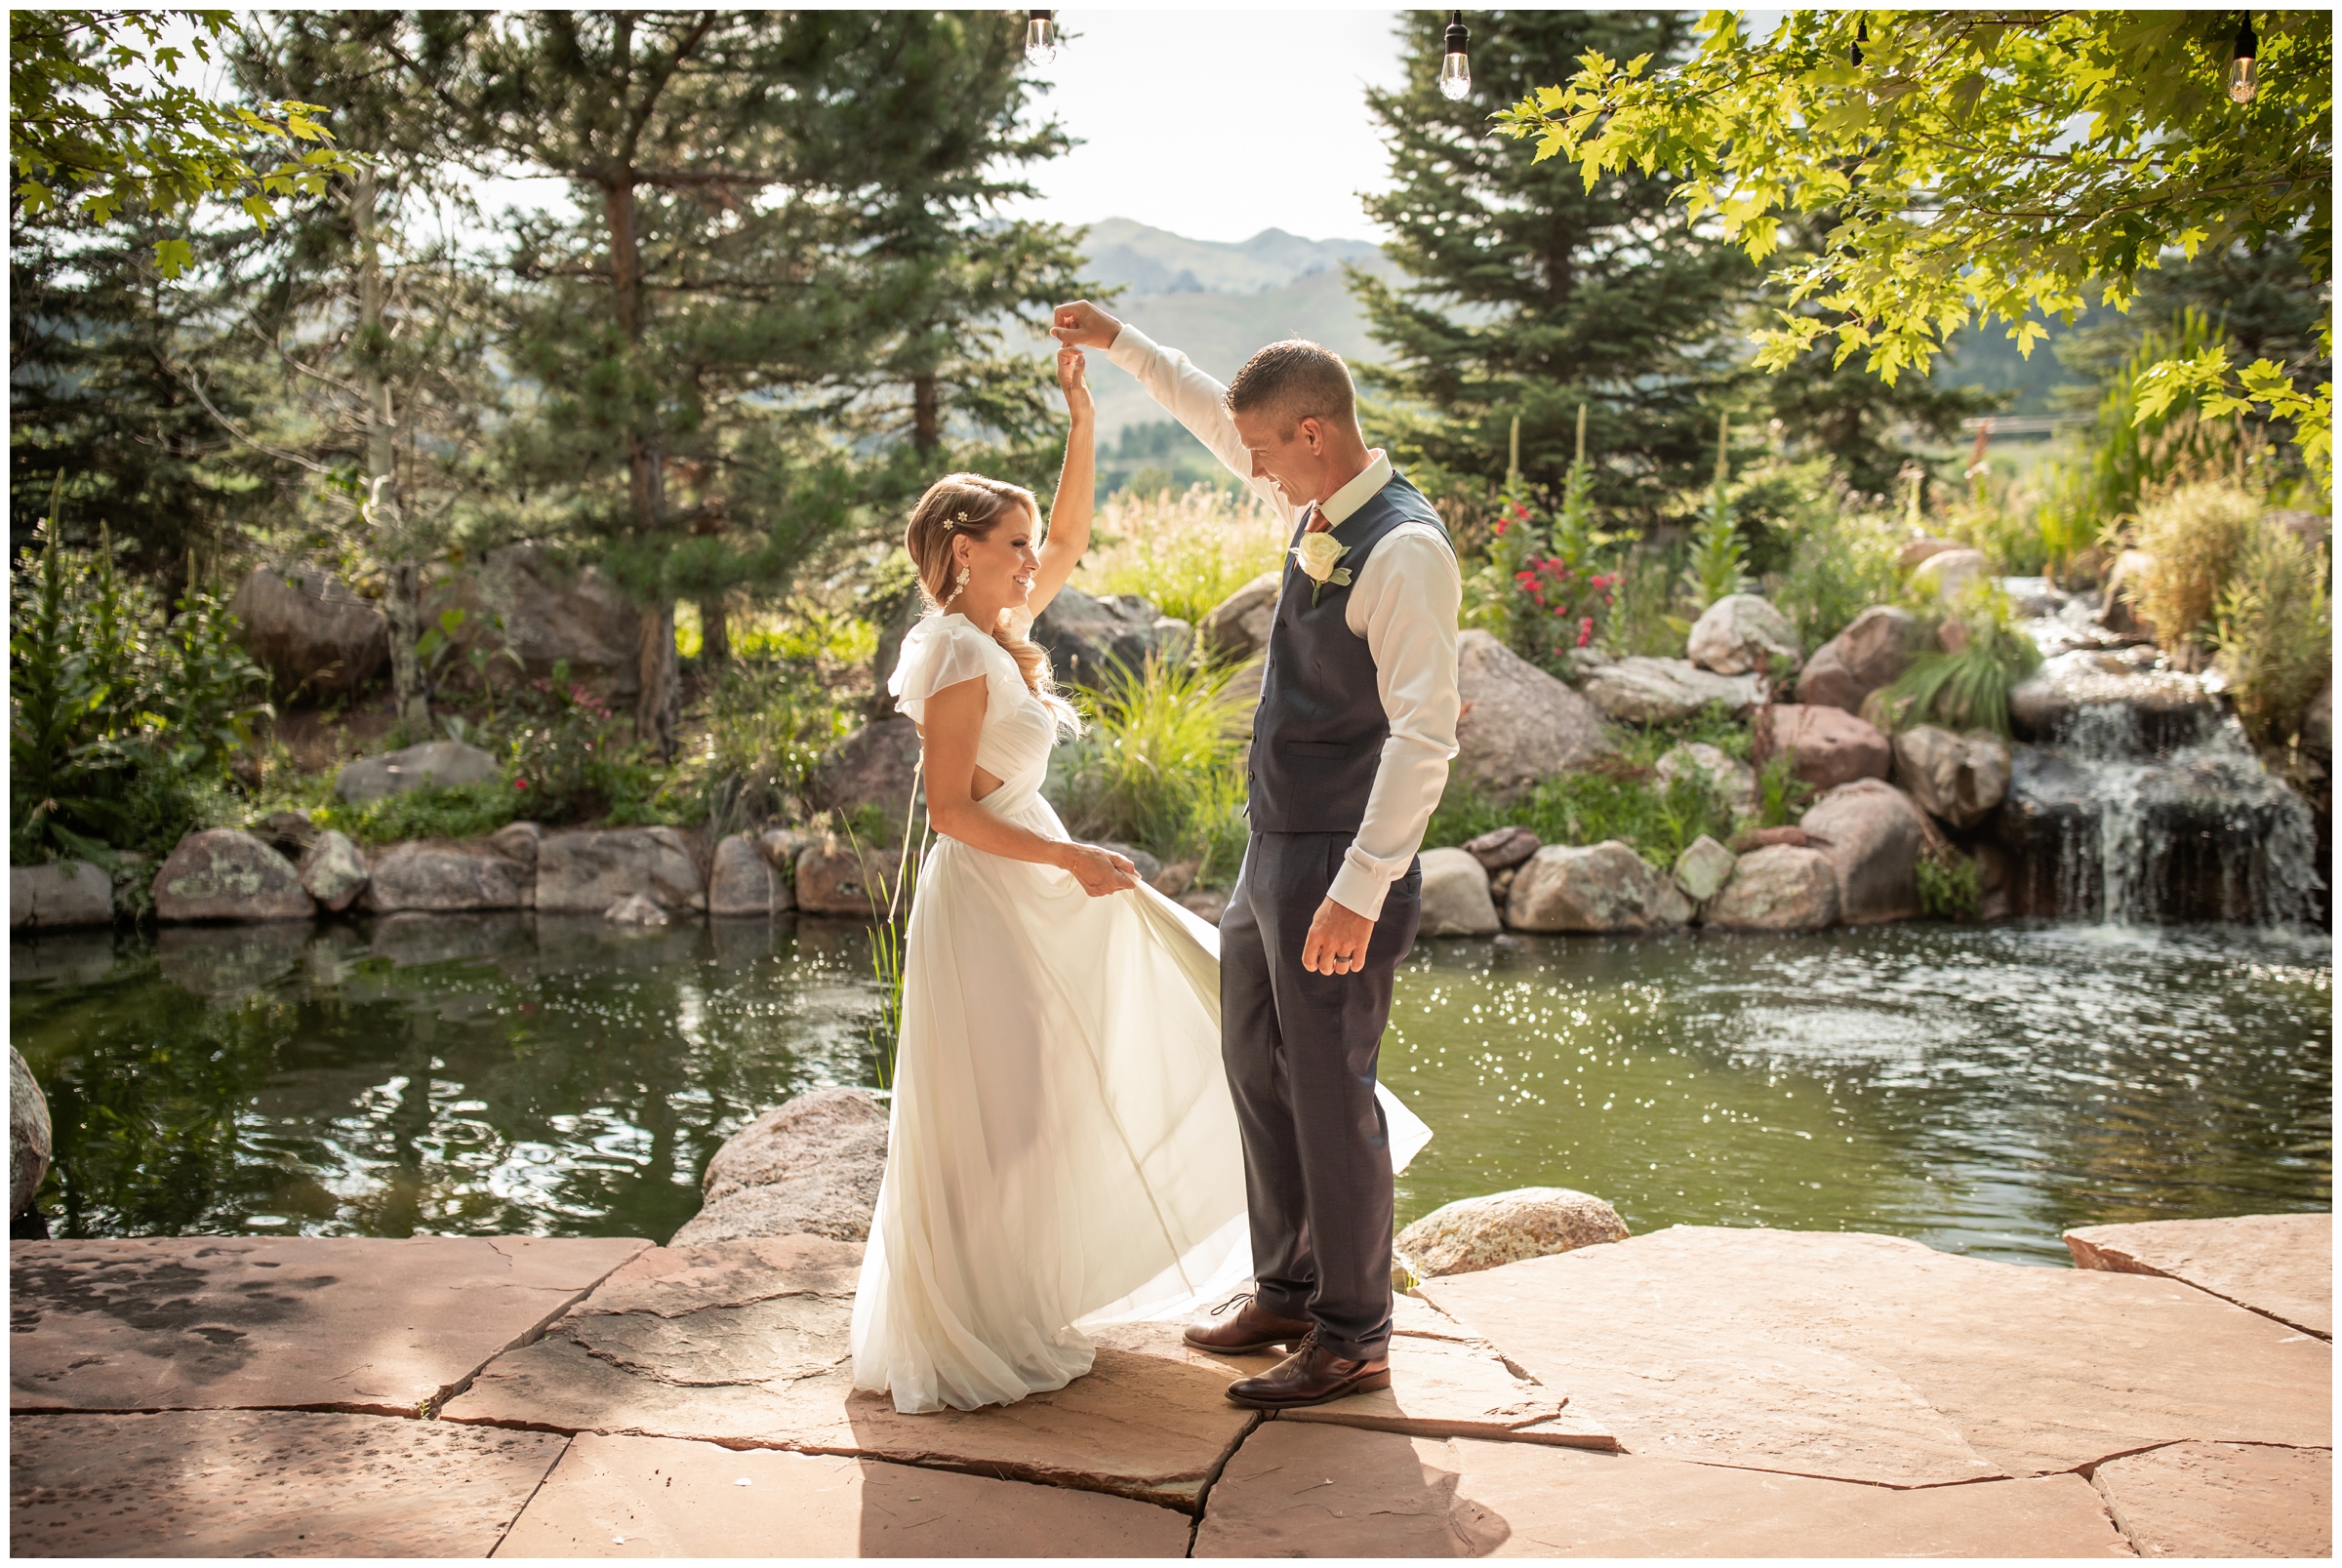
[1226,340,1356,438]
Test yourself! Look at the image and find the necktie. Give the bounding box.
[1305,502,1331,535]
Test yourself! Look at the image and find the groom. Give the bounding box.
[1052,302,1461,1409]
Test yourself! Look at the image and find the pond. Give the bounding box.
[12,915,2330,1266]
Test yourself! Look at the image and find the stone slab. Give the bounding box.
[498,1431,1191,1558]
[10,1234,650,1416]
[2092,1439,2332,1558]
[2066,1212,2332,1339]
[8,1408,565,1557]
[1192,1422,2129,1557]
[440,1239,1258,1510]
[1421,1226,2330,1486]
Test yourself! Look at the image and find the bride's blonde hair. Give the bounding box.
[904,472,1078,730]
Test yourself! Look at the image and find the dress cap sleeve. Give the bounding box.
[890,613,1015,724]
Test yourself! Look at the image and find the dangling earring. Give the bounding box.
[948,566,971,601]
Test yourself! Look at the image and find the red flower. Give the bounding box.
[1494,516,1510,537]
[1577,618,1594,648]
[515,779,530,790]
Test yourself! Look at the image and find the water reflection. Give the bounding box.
[12,917,2328,1264]
[1388,923,2331,1263]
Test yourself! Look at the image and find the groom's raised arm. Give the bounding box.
[1052,302,1289,516]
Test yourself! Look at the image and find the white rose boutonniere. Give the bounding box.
[1292,530,1353,606]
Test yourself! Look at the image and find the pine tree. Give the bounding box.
[1353,10,1749,529]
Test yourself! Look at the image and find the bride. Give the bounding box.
[849,347,1420,1415]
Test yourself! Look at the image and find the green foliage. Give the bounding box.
[2082,312,2272,531]
[2214,517,2333,749]
[314,780,519,847]
[10,516,269,864]
[2132,481,2266,653]
[1502,12,2333,476]
[1428,764,1738,871]
[9,10,355,274]
[1682,416,1750,609]
[1879,615,2044,739]
[1604,541,1690,657]
[1755,752,1815,829]
[1075,483,1289,627]
[1918,852,1983,921]
[1052,654,1246,866]
[1765,486,1903,652]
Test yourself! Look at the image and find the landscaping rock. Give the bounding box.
[1418,847,1501,937]
[2091,1440,2331,1558]
[1734,824,1824,852]
[2007,649,2221,752]
[335,739,500,803]
[1268,1327,1602,1448]
[1462,824,1540,871]
[791,843,894,919]
[150,830,314,923]
[707,833,777,918]
[358,842,529,913]
[1702,845,1841,932]
[700,1087,889,1209]
[2000,576,2069,619]
[1487,866,1517,902]
[226,564,388,702]
[1673,834,1737,903]
[424,542,644,695]
[13,1047,53,1216]
[1758,704,1892,790]
[1199,570,1281,662]
[1506,842,1692,934]
[1796,606,1925,713]
[1892,725,2012,829]
[255,808,318,859]
[2065,1213,2330,1340]
[1687,592,1799,676]
[1394,1186,1629,1277]
[1094,840,1163,886]
[1911,546,1988,598]
[1800,779,1924,924]
[2305,678,2332,760]
[1151,859,1198,898]
[602,893,668,927]
[1452,629,1611,804]
[297,829,369,912]
[2100,547,2158,638]
[1179,888,1228,925]
[536,827,705,915]
[1582,656,1761,726]
[10,861,115,931]
[1030,586,1191,687]
[806,716,921,824]
[1654,742,1757,820]
[1898,535,1961,573]
[490,820,544,864]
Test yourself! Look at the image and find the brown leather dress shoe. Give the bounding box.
[1183,1294,1312,1355]
[1223,1330,1391,1410]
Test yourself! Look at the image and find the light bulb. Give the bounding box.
[2228,14,2258,103]
[1025,10,1057,68]
[1440,11,1471,101]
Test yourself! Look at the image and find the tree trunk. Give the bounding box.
[353,162,429,730]
[912,373,940,452]
[699,595,730,663]
[636,604,679,752]
[602,171,680,752]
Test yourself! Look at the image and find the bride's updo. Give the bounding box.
[904,472,1077,728]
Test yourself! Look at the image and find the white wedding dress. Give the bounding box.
[848,610,1429,1415]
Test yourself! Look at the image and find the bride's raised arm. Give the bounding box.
[1025,344,1094,619]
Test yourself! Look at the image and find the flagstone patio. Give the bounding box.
[10,1215,2329,1557]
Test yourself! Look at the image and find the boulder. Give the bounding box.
[10,862,115,931]
[1796,607,1925,713]
[1672,835,1737,904]
[1733,824,1825,852]
[1094,841,1164,886]
[1891,726,2012,829]
[1800,779,1925,925]
[336,740,500,804]
[756,829,805,915]
[1582,657,1762,727]
[357,842,529,913]
[1179,888,1228,925]
[1897,536,1960,574]
[12,1047,52,1217]
[793,843,895,919]
[1999,577,2069,620]
[2306,680,2332,761]
[1462,824,1540,872]
[255,810,318,861]
[1393,1187,1629,1278]
[297,830,370,912]
[1909,546,1987,599]
[1506,842,1692,934]
[151,830,314,923]
[1030,586,1191,689]
[1151,860,1198,898]
[1199,571,1281,663]
[1702,845,1841,932]
[423,542,644,696]
[1686,593,1799,677]
[807,718,922,826]
[2100,548,2158,639]
[489,821,544,865]
[603,893,668,927]
[1451,630,1610,804]
[536,828,705,915]
[1758,704,1892,790]
[1419,847,1501,937]
[2007,649,2221,754]
[673,1087,890,1246]
[1654,742,1756,821]
[707,833,778,918]
[226,565,388,702]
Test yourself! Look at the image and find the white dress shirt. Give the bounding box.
[1105,323,1462,922]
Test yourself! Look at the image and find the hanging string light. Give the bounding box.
[2228,13,2258,103]
[1439,12,1472,101]
[1025,9,1059,68]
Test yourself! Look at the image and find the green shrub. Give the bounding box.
[2133,481,2262,655]
[1075,483,1289,626]
[1917,851,1982,920]
[1879,583,2043,736]
[1605,540,1690,656]
[1754,752,1815,828]
[2215,518,2332,749]
[1767,495,1904,654]
[1681,416,1750,611]
[316,779,520,845]
[1052,654,1247,865]
[1427,764,1735,870]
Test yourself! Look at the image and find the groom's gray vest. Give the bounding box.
[1246,472,1447,834]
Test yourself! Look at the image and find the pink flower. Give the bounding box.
[1494,517,1510,537]
[515,779,530,790]
[1577,618,1594,648]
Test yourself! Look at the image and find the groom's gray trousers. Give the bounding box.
[1219,829,1423,1360]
